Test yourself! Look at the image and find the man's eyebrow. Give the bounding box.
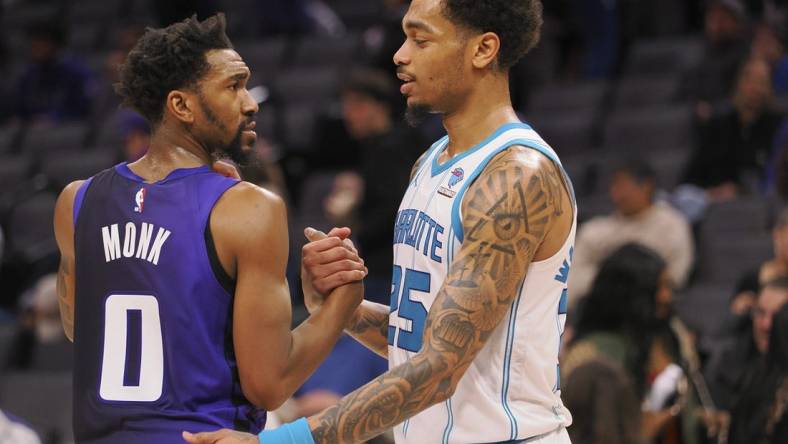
[404,19,436,34]
[226,71,249,82]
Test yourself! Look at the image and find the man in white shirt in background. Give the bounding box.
[569,159,694,306]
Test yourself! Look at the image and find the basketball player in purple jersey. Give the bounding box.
[53,14,367,444]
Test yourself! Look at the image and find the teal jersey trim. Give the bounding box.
[430,123,533,177]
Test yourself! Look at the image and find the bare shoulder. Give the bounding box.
[464,145,568,211]
[54,180,86,227]
[211,181,288,245]
[483,145,558,176]
[214,181,286,222]
[56,180,86,207]
[460,145,572,259]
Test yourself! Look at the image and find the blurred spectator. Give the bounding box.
[6,274,67,369]
[562,359,643,444]
[566,244,664,397]
[323,69,426,304]
[566,244,704,443]
[753,277,788,352]
[728,302,788,443]
[751,22,788,94]
[118,109,150,162]
[735,207,788,298]
[569,159,694,304]
[706,277,788,412]
[684,0,750,116]
[684,57,784,200]
[0,410,41,444]
[13,20,95,123]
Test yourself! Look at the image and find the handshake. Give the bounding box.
[300,226,368,316]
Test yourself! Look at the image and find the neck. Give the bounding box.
[129,123,213,181]
[442,74,520,157]
[621,202,653,218]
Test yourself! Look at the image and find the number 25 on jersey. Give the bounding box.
[388,265,430,352]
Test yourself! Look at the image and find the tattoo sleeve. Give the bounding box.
[308,149,567,444]
[57,255,75,341]
[344,301,390,358]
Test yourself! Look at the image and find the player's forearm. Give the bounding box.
[344,300,390,358]
[281,284,363,397]
[307,351,454,444]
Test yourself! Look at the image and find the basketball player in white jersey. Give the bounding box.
[184,0,575,443]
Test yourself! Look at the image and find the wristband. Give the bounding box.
[258,417,316,444]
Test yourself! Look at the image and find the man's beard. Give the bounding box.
[199,94,253,166]
[405,103,432,127]
[217,123,250,165]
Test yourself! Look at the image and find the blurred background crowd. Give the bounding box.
[0,0,787,443]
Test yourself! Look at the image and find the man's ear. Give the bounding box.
[166,90,196,124]
[471,32,501,70]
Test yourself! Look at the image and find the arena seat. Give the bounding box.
[604,104,693,152]
[21,122,91,156]
[41,149,116,190]
[6,192,58,264]
[613,74,682,109]
[291,35,360,68]
[625,37,703,77]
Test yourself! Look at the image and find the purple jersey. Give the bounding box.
[71,163,265,443]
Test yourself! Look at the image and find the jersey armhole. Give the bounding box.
[204,220,236,295]
[203,181,241,296]
[72,177,95,226]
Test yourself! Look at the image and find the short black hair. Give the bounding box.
[442,0,543,69]
[612,158,658,185]
[115,14,233,126]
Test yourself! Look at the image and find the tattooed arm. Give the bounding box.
[53,180,84,342]
[343,301,390,358]
[305,148,570,443]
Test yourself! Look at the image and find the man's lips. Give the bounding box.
[397,73,415,95]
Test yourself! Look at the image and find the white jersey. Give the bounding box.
[388,123,576,444]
